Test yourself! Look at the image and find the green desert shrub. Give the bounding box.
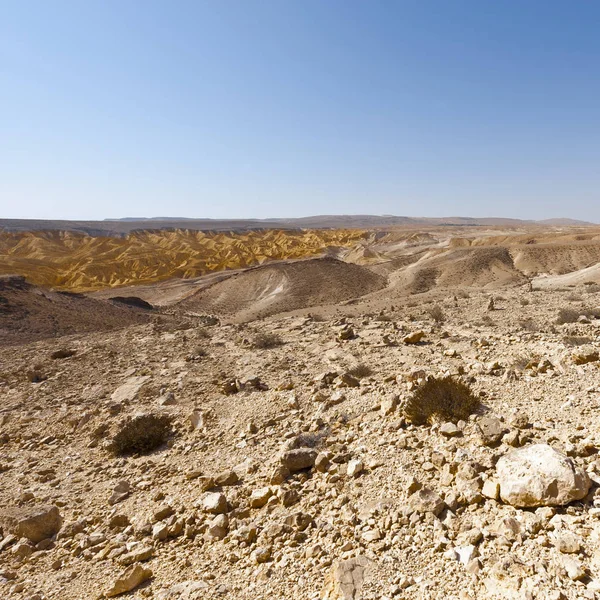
[404,376,480,425]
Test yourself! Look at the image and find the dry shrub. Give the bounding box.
[347,363,373,379]
[427,305,446,323]
[51,348,76,360]
[403,376,480,425]
[556,308,580,324]
[563,336,593,347]
[519,297,530,306]
[518,318,539,332]
[252,332,283,349]
[110,414,173,456]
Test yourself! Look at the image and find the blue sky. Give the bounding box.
[2,1,600,221]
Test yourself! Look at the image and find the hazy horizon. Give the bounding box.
[3,1,600,222]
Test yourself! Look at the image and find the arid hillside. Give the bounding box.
[0,229,369,292]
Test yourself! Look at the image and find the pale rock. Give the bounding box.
[403,331,425,345]
[109,481,131,505]
[482,479,500,500]
[322,555,370,600]
[554,532,581,554]
[105,564,152,597]
[440,422,461,438]
[496,444,590,507]
[562,556,585,580]
[202,492,227,514]
[250,487,273,509]
[477,416,506,446]
[347,460,363,478]
[206,514,228,540]
[111,376,150,404]
[408,488,445,516]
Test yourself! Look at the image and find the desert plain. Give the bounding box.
[3,220,600,599]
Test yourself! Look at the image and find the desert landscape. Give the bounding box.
[2,219,600,599]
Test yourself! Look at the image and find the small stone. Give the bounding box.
[152,523,168,540]
[105,564,153,597]
[153,504,174,521]
[477,416,506,446]
[109,481,131,506]
[440,422,461,438]
[482,479,500,500]
[250,487,273,509]
[315,452,331,473]
[120,546,154,566]
[253,546,272,564]
[409,488,445,516]
[206,514,228,540]
[554,532,581,554]
[202,493,228,514]
[280,448,317,472]
[322,556,369,600]
[214,470,239,486]
[158,391,176,406]
[562,556,585,580]
[347,460,363,478]
[404,331,425,345]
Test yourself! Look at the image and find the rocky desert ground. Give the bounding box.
[4,223,600,600]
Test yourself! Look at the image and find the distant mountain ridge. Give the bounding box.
[0,214,595,235]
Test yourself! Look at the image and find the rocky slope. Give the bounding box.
[2,284,600,599]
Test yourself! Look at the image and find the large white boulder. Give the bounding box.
[496,444,590,507]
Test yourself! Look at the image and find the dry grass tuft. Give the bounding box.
[251,332,283,349]
[403,376,480,425]
[427,304,446,323]
[347,363,373,379]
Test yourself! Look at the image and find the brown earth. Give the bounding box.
[176,257,387,321]
[0,275,152,345]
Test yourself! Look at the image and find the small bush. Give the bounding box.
[519,297,530,306]
[518,318,539,332]
[251,332,283,349]
[110,414,173,456]
[556,308,580,324]
[403,376,480,425]
[563,336,593,347]
[51,348,76,360]
[347,363,373,379]
[427,305,446,323]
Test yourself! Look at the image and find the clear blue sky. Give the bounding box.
[2,1,600,221]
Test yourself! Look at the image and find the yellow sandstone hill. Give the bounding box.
[0,228,369,291]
